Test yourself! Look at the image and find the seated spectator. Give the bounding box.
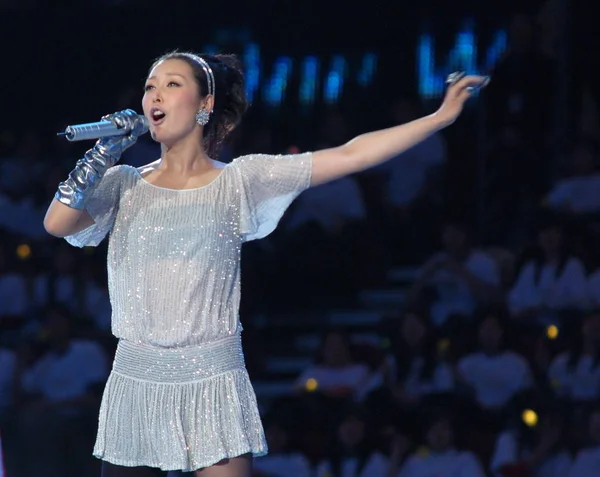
[490,406,572,477]
[253,419,311,477]
[508,218,588,321]
[396,414,486,477]
[0,243,28,319]
[374,97,446,222]
[0,347,15,419]
[407,221,501,327]
[568,406,600,477]
[294,330,370,402]
[0,346,16,474]
[284,175,366,236]
[33,242,81,311]
[457,314,533,412]
[544,137,600,215]
[379,311,454,406]
[586,268,600,309]
[16,304,109,477]
[316,407,389,477]
[548,311,600,403]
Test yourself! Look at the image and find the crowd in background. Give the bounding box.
[1,5,600,477]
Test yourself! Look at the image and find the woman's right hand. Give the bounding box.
[95,109,147,162]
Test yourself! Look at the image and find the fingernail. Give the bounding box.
[482,76,491,87]
[446,71,466,85]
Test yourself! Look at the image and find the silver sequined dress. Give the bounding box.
[65,153,312,471]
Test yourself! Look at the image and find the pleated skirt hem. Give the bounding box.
[94,366,268,472]
[94,445,268,472]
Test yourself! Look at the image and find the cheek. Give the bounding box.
[141,95,152,115]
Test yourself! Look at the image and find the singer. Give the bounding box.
[43,51,487,477]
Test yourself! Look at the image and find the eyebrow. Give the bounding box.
[146,73,186,81]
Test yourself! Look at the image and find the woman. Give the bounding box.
[386,311,454,403]
[548,311,600,403]
[395,414,485,477]
[315,407,388,477]
[490,406,572,477]
[43,50,487,477]
[294,330,371,401]
[508,219,588,321]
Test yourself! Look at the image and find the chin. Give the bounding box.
[150,130,175,147]
[150,128,191,148]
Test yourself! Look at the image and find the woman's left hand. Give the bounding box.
[435,73,490,126]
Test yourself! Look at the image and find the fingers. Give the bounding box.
[101,109,137,128]
[446,71,490,97]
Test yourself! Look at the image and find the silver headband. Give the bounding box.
[184,54,215,104]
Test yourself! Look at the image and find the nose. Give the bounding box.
[151,89,163,103]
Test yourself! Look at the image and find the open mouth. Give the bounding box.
[150,108,166,124]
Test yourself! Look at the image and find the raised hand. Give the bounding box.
[435,72,491,126]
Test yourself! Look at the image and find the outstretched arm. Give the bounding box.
[311,74,489,186]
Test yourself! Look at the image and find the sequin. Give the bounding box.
[64,153,313,471]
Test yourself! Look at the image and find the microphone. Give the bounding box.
[57,114,149,142]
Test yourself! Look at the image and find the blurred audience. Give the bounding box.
[508,218,589,322]
[568,406,600,477]
[548,311,600,403]
[395,414,486,477]
[294,330,372,402]
[456,314,532,414]
[408,221,501,327]
[490,405,571,477]
[544,137,600,215]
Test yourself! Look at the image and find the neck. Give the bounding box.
[160,136,213,174]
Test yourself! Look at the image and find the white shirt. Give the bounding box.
[546,173,600,214]
[316,452,389,477]
[376,132,446,206]
[295,364,370,397]
[421,250,499,326]
[285,176,366,233]
[548,352,600,401]
[508,258,589,315]
[21,339,108,403]
[33,273,77,309]
[253,452,311,477]
[490,431,572,477]
[457,351,532,409]
[0,349,16,410]
[0,273,27,317]
[388,357,454,398]
[399,449,485,477]
[568,446,600,477]
[587,269,600,309]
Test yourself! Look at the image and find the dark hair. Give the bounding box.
[392,313,438,383]
[150,51,249,158]
[566,312,600,372]
[327,407,374,477]
[314,328,354,365]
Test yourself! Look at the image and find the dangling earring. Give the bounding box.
[196,109,211,126]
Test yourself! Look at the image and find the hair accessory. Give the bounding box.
[184,54,216,103]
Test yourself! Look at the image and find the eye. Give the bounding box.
[168,81,180,87]
[144,84,154,92]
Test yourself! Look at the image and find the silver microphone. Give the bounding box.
[57,114,149,142]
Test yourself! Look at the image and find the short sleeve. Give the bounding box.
[64,165,126,248]
[233,153,312,241]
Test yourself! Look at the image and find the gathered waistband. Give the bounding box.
[112,334,246,383]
